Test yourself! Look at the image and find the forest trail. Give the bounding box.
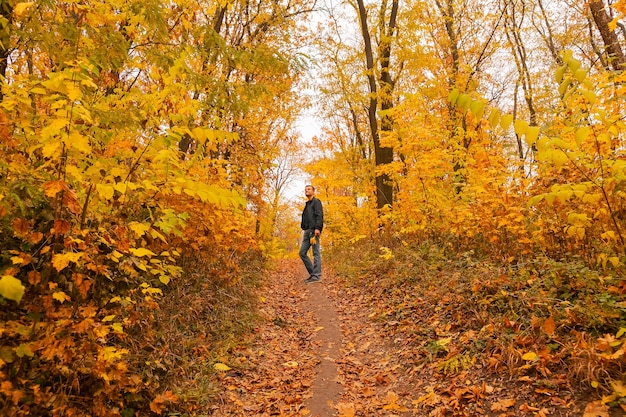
[210,258,417,416]
[210,258,596,416]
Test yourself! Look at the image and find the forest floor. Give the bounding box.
[206,258,607,417]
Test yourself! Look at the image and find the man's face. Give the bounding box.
[305,186,314,197]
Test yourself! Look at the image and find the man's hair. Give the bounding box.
[305,185,315,191]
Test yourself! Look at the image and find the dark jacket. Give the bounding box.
[301,197,324,232]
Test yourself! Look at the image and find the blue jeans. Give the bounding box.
[299,229,321,279]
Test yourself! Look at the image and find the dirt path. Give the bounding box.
[210,258,415,416]
[209,258,601,416]
[301,263,343,416]
[209,258,346,416]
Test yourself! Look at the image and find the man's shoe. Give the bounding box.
[305,277,321,284]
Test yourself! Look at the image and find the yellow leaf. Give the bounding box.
[574,68,587,82]
[488,108,501,127]
[14,2,34,17]
[581,89,597,104]
[559,77,571,95]
[457,94,471,111]
[111,323,124,333]
[113,182,128,194]
[96,184,115,200]
[514,119,529,136]
[129,248,156,258]
[282,361,298,368]
[567,58,581,73]
[524,126,540,146]
[159,275,170,285]
[51,252,83,272]
[68,131,91,153]
[500,114,514,131]
[66,83,82,101]
[129,222,150,237]
[52,291,71,303]
[575,127,591,146]
[213,362,231,371]
[522,351,538,361]
[448,88,460,104]
[555,64,567,83]
[612,381,626,397]
[0,275,25,303]
[469,100,485,119]
[15,343,34,358]
[41,141,62,158]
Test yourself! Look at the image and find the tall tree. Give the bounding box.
[354,0,399,209]
[0,0,12,101]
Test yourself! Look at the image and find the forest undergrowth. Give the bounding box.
[325,239,626,416]
[160,239,626,416]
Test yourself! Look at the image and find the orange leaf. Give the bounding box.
[43,180,68,197]
[63,191,82,215]
[336,402,356,417]
[51,252,83,272]
[490,398,516,411]
[29,231,44,244]
[149,391,177,414]
[582,401,609,417]
[382,391,409,411]
[543,317,556,336]
[12,218,29,238]
[52,219,71,236]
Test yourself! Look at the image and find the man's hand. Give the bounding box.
[314,229,320,237]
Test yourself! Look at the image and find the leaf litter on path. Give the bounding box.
[210,258,610,416]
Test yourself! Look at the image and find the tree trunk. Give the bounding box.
[0,2,13,102]
[589,0,626,71]
[356,0,395,209]
[503,0,537,162]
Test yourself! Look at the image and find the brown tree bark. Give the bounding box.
[0,1,13,102]
[589,0,626,71]
[503,0,537,161]
[356,0,396,209]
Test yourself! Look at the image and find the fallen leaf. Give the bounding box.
[490,398,516,412]
[214,363,231,371]
[582,400,609,417]
[543,316,556,335]
[519,403,540,412]
[336,401,356,417]
[382,391,410,411]
[611,380,626,397]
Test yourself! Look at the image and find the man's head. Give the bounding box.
[305,185,315,199]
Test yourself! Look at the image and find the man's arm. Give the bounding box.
[314,199,324,233]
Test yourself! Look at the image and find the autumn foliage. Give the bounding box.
[305,0,626,413]
[0,0,309,415]
[2,0,626,415]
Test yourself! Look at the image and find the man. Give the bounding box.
[299,185,324,284]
